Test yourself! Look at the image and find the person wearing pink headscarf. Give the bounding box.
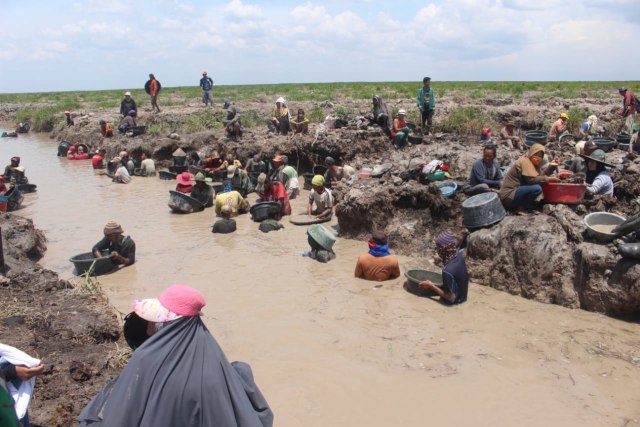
[418,230,469,305]
[79,284,273,427]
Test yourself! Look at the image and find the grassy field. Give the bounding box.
[1,81,637,134]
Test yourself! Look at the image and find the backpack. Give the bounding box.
[202,77,212,91]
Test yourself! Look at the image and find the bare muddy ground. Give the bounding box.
[0,214,123,426]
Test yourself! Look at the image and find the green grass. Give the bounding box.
[1,81,637,134]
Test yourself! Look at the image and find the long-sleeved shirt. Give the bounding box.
[466,159,504,188]
[120,98,137,116]
[586,171,614,196]
[549,119,568,137]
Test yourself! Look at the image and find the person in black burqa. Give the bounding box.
[78,284,273,427]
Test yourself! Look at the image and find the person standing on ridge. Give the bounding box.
[416,76,435,135]
[145,73,161,114]
[200,71,214,107]
[617,87,637,135]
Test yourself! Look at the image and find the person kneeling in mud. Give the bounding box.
[303,224,336,263]
[307,175,333,220]
[418,230,468,305]
[92,221,136,266]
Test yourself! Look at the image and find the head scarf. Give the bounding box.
[435,230,457,264]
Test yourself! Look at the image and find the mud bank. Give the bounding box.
[0,213,123,427]
[20,95,640,319]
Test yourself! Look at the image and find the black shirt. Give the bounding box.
[442,252,469,304]
[92,236,136,265]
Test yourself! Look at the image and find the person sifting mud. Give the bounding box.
[417,230,468,305]
[107,157,131,183]
[99,119,113,137]
[175,171,194,194]
[323,156,355,188]
[369,95,391,136]
[3,156,21,182]
[579,115,601,138]
[354,230,400,282]
[145,73,161,113]
[200,71,214,107]
[580,149,614,197]
[203,150,227,174]
[215,190,248,217]
[246,154,267,187]
[281,155,299,199]
[568,140,597,174]
[92,221,136,266]
[463,143,504,196]
[549,112,569,142]
[119,91,136,117]
[307,175,333,219]
[498,143,560,214]
[226,165,253,197]
[262,179,291,217]
[304,225,336,263]
[92,149,107,172]
[78,284,273,426]
[224,101,242,141]
[140,151,156,176]
[269,154,288,186]
[416,76,435,134]
[499,120,521,149]
[391,109,410,149]
[269,97,290,135]
[117,110,136,134]
[616,87,637,135]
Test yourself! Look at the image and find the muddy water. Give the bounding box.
[5,132,640,427]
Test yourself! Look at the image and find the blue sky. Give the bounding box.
[1,0,639,93]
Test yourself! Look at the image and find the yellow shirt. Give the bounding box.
[214,191,248,217]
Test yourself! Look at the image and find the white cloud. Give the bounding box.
[188,31,224,49]
[224,0,263,20]
[28,41,69,60]
[72,0,128,14]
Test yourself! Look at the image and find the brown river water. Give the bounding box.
[5,132,640,426]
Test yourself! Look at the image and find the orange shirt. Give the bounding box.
[354,253,401,281]
[150,79,159,96]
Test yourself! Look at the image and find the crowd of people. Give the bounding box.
[2,78,637,425]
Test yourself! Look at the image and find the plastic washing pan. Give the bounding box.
[438,181,457,198]
[404,270,442,297]
[462,192,506,230]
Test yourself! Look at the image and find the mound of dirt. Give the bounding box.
[0,213,124,426]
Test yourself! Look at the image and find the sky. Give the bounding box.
[1,0,639,93]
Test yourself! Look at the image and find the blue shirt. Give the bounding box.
[442,253,469,304]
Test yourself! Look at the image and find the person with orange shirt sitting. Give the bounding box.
[99,120,113,137]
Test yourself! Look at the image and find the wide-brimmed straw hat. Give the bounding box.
[132,284,206,323]
[307,225,336,252]
[177,172,194,185]
[194,172,210,183]
[579,149,614,168]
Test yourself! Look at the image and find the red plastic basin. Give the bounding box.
[542,183,587,204]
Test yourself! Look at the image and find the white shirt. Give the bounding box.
[115,165,131,184]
